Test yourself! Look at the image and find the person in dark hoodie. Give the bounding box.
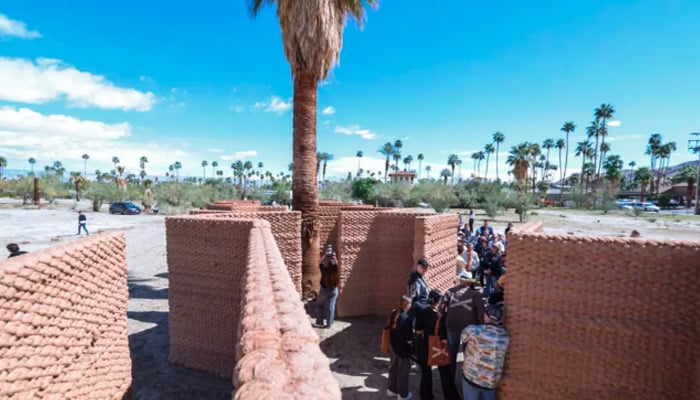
[415,289,460,400]
[408,258,430,317]
[387,295,415,400]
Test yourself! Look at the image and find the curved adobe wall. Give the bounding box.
[503,232,700,400]
[0,233,131,399]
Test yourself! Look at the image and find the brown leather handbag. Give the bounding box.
[381,311,393,353]
[427,316,450,366]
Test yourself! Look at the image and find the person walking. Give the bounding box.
[78,211,89,236]
[415,290,460,400]
[459,302,510,400]
[6,243,28,258]
[313,245,340,329]
[438,270,485,376]
[408,258,430,316]
[386,295,415,400]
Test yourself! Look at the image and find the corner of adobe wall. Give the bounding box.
[0,233,131,399]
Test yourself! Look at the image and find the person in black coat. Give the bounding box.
[387,295,415,399]
[415,290,460,400]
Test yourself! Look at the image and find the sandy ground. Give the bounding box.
[2,199,699,399]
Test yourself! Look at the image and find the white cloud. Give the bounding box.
[220,150,258,161]
[0,57,154,111]
[607,134,642,142]
[0,14,41,39]
[0,106,182,174]
[229,105,245,113]
[207,148,224,153]
[334,125,378,140]
[322,106,335,115]
[608,120,621,127]
[174,150,189,157]
[254,96,291,114]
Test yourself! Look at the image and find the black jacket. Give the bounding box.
[389,310,414,358]
[483,252,503,278]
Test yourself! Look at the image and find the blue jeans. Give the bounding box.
[446,330,461,377]
[315,287,338,328]
[461,375,495,400]
[485,275,499,295]
[78,223,89,235]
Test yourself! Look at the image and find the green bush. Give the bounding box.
[657,194,672,209]
[369,183,411,207]
[351,178,376,203]
[409,181,456,213]
[320,181,352,203]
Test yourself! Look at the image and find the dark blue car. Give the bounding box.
[109,202,142,215]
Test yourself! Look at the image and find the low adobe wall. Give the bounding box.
[165,216,339,399]
[502,233,700,400]
[233,219,340,399]
[0,233,131,399]
[336,210,457,317]
[188,210,302,294]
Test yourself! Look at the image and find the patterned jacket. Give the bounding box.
[460,324,510,389]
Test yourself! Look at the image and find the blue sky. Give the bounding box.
[1,0,699,180]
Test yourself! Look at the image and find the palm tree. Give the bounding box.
[555,138,565,182]
[116,165,126,178]
[244,160,254,186]
[506,143,531,186]
[201,160,208,181]
[542,139,554,179]
[405,155,413,171]
[599,142,611,172]
[82,154,90,176]
[646,133,662,195]
[674,165,697,208]
[585,121,600,180]
[594,103,615,177]
[528,144,541,193]
[320,153,332,182]
[378,142,394,183]
[484,143,495,179]
[470,152,479,178]
[173,161,182,182]
[417,153,424,178]
[355,150,363,175]
[447,154,460,184]
[139,156,149,180]
[212,161,219,177]
[392,152,402,172]
[476,151,486,179]
[250,0,377,295]
[0,156,6,182]
[28,157,36,174]
[656,141,677,196]
[112,156,120,171]
[492,131,505,180]
[425,165,432,178]
[575,140,593,191]
[560,121,576,192]
[439,168,451,184]
[634,167,653,202]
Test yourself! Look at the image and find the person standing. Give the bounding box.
[468,209,475,233]
[78,211,89,236]
[6,243,28,258]
[459,302,510,400]
[408,258,431,316]
[438,270,485,376]
[482,245,504,295]
[415,290,460,400]
[313,245,340,329]
[386,295,414,400]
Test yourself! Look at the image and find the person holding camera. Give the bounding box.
[313,244,340,329]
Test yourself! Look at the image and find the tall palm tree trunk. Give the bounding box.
[292,73,320,297]
[495,143,500,180]
[562,135,569,205]
[485,154,490,178]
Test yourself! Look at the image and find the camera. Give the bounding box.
[326,244,333,256]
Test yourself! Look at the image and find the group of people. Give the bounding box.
[386,218,511,400]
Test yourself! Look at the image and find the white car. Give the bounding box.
[644,204,660,212]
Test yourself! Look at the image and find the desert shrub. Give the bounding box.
[270,180,292,205]
[657,194,672,209]
[503,190,535,222]
[369,183,411,207]
[410,181,456,213]
[351,178,376,204]
[453,180,506,216]
[320,181,352,203]
[646,217,657,223]
[154,182,221,209]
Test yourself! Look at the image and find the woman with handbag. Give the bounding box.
[386,295,415,400]
[415,290,460,400]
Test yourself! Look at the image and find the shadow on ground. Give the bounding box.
[128,276,232,400]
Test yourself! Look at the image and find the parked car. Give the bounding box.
[643,203,660,212]
[109,202,142,215]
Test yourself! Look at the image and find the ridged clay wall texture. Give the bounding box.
[414,214,459,293]
[165,216,339,398]
[0,233,131,399]
[233,220,340,399]
[336,211,457,317]
[188,210,302,294]
[502,233,700,400]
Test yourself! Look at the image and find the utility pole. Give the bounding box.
[689,133,700,215]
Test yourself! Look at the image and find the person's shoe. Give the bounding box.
[386,389,398,397]
[398,392,413,400]
[311,322,325,328]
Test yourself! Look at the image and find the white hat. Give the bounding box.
[457,270,475,281]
